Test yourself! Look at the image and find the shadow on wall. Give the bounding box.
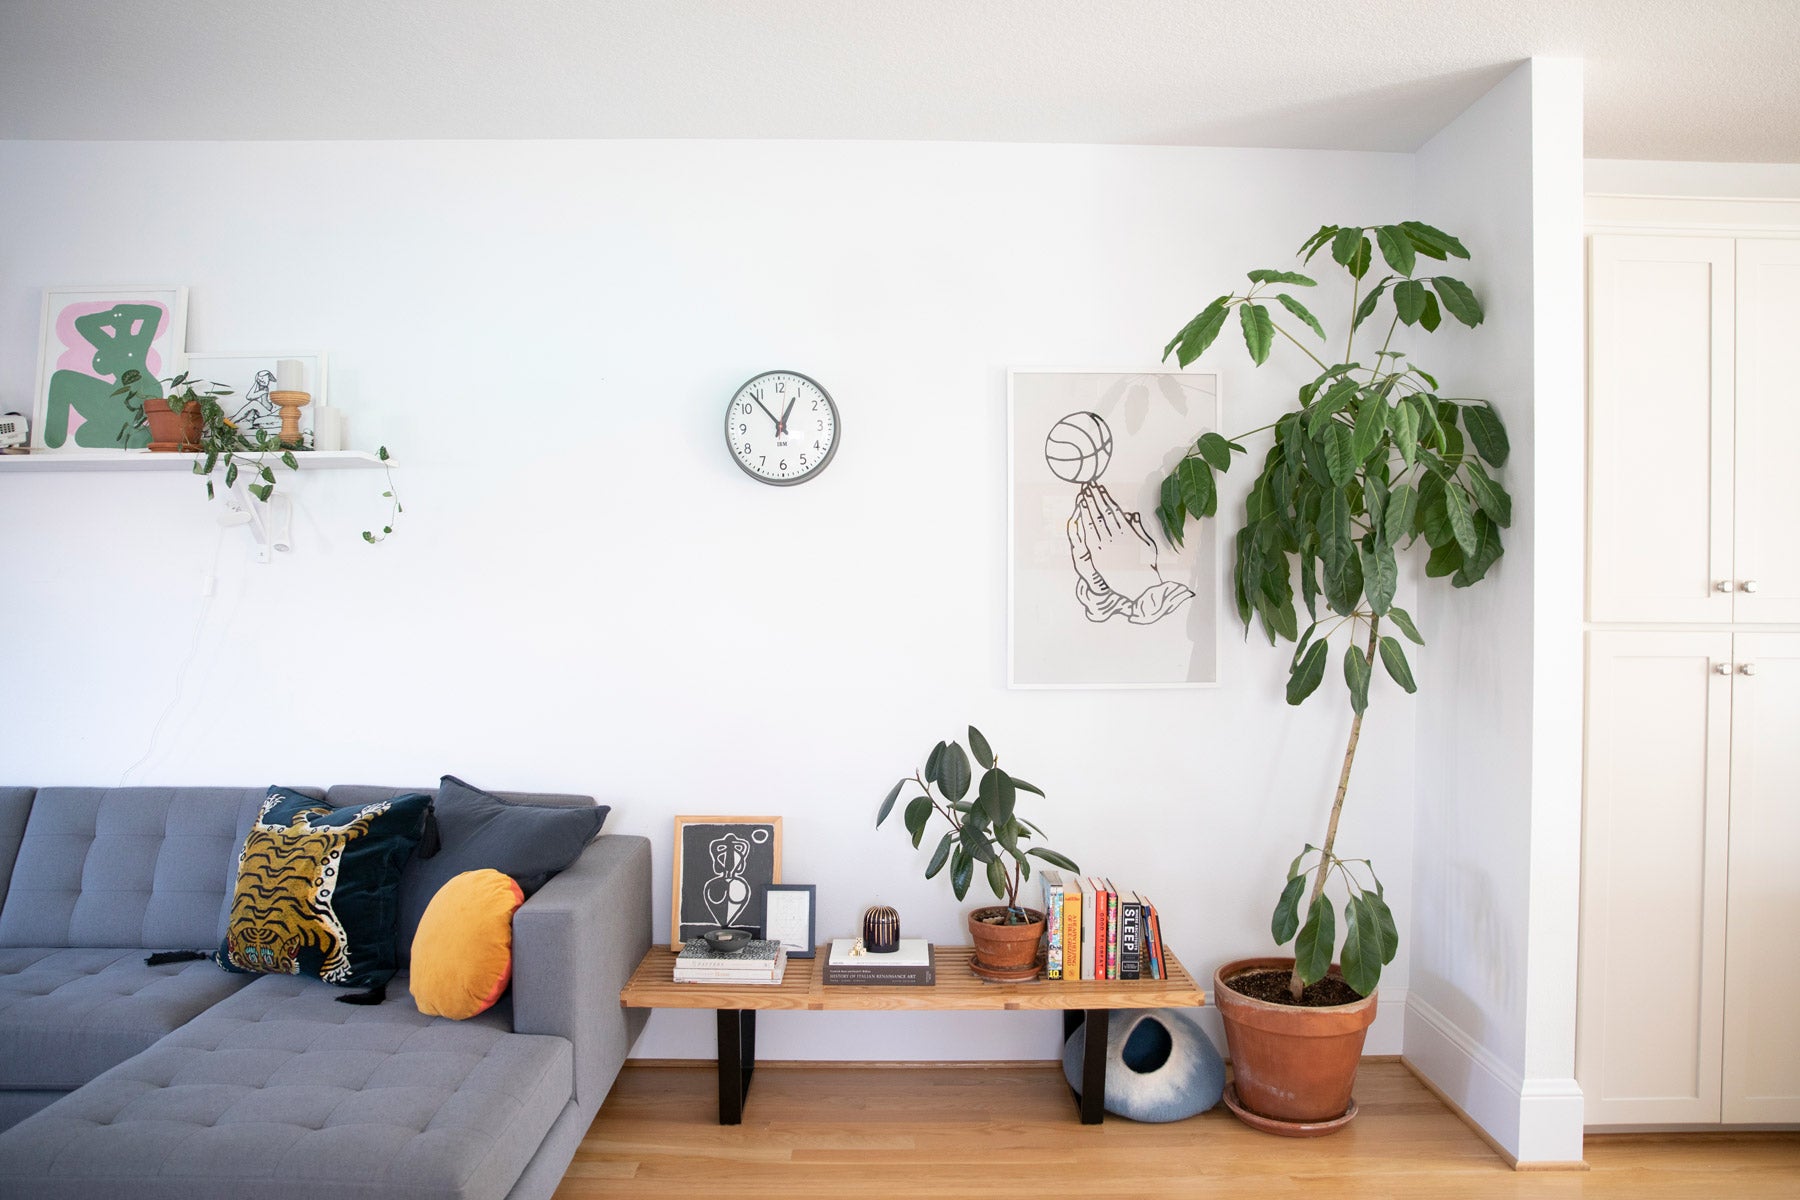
[1412,854,1521,1045]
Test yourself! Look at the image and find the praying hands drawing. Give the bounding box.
[1065,481,1195,625]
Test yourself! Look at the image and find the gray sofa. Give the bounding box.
[0,785,651,1200]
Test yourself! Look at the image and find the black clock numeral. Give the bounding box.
[811,400,819,410]
[742,444,752,455]
[759,457,766,467]
[817,420,824,430]
[800,454,808,467]
[776,381,786,393]
[779,460,788,472]
[739,423,747,434]
[740,402,750,414]
[814,441,821,451]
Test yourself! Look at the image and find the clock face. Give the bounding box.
[725,371,839,485]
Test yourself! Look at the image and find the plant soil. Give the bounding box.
[1227,968,1365,1007]
[971,907,1039,927]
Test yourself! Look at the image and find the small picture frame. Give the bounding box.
[763,884,817,958]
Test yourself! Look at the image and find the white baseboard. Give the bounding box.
[1404,993,1585,1166]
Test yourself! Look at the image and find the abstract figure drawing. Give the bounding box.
[703,832,753,929]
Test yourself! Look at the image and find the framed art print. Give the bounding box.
[181,352,327,444]
[671,815,782,950]
[763,884,817,958]
[32,285,188,451]
[1008,369,1221,688]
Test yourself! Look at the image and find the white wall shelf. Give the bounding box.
[0,449,391,474]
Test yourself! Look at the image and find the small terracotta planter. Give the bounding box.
[968,906,1044,981]
[142,399,202,451]
[1213,956,1377,1135]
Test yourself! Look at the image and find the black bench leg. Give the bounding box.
[717,1008,756,1124]
[1065,1008,1110,1124]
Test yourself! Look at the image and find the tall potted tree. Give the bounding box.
[1156,222,1510,1133]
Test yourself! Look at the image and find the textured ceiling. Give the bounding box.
[0,1,1794,160]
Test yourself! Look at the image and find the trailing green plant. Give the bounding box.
[1157,222,1512,1001]
[877,726,1079,924]
[114,369,298,502]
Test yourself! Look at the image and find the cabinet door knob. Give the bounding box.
[1739,663,1759,677]
[1715,662,1734,676]
[1716,579,1734,593]
[1740,579,1760,593]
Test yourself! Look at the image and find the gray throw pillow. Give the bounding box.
[397,775,609,953]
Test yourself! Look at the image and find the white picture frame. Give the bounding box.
[31,284,188,451]
[180,352,328,445]
[763,884,817,959]
[1008,368,1222,689]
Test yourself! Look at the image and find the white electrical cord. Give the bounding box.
[117,524,227,785]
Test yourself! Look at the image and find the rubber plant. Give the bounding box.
[876,726,1079,924]
[1157,221,1511,1000]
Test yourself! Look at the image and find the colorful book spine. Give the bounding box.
[1080,877,1098,982]
[1120,892,1142,980]
[1058,877,1072,978]
[1147,903,1167,980]
[1041,870,1064,980]
[1105,878,1120,980]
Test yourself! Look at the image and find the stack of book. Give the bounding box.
[673,937,788,985]
[1039,871,1169,981]
[822,937,936,986]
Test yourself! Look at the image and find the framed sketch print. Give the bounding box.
[32,285,189,451]
[1008,369,1221,688]
[763,884,817,958]
[671,816,782,950]
[181,352,327,444]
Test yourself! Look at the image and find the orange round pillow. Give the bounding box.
[409,869,525,1019]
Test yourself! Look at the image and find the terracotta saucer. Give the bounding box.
[968,958,1041,982]
[1221,1083,1359,1137]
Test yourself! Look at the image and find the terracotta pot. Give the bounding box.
[142,398,202,452]
[1213,956,1377,1131]
[968,906,1045,978]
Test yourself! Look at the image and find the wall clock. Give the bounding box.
[725,370,839,486]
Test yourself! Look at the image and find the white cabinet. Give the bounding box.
[1583,232,1800,1129]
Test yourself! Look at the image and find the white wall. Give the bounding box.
[0,138,1424,1062]
[1408,59,1587,1163]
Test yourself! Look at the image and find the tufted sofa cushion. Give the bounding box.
[0,972,575,1200]
[0,786,324,950]
[0,948,254,1091]
[0,788,34,910]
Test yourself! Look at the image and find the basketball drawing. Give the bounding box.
[1044,411,1113,483]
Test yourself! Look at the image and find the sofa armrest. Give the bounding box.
[510,832,651,1115]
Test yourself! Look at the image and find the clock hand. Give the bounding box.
[778,397,796,436]
[753,398,782,431]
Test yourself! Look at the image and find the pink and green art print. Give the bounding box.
[31,286,188,450]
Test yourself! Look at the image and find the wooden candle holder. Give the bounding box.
[270,390,311,447]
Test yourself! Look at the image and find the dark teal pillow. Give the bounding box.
[217,786,432,989]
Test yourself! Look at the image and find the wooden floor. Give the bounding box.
[555,1061,1800,1198]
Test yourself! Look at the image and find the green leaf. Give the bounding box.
[363,531,376,543]
[950,847,973,900]
[959,818,998,864]
[1454,512,1504,588]
[1318,486,1353,578]
[1294,893,1336,984]
[1307,379,1359,433]
[1393,279,1427,325]
[1196,431,1234,471]
[249,483,272,503]
[1344,643,1372,716]
[925,740,947,784]
[1361,543,1398,614]
[1379,636,1418,693]
[924,832,954,879]
[1431,276,1484,327]
[1176,456,1216,518]
[1322,424,1357,486]
[1376,225,1416,276]
[1466,461,1513,527]
[1444,484,1478,555]
[1390,397,1419,466]
[1387,605,1425,645]
[1248,268,1317,286]
[1027,846,1079,871]
[1298,224,1341,262]
[1287,843,1318,880]
[1352,279,1390,330]
[968,726,993,770]
[1287,640,1329,705]
[1401,221,1470,260]
[986,857,1007,900]
[1462,403,1510,466]
[977,767,1017,828]
[1419,288,1442,331]
[1332,227,1372,278]
[225,462,239,488]
[1011,776,1045,798]
[877,778,906,826]
[1340,895,1383,996]
[1271,875,1307,945]
[903,796,933,847]
[1384,482,1417,546]
[1275,292,1326,340]
[1157,472,1186,548]
[938,741,972,801]
[1366,890,1400,963]
[378,445,390,461]
[1426,539,1464,578]
[1239,302,1274,365]
[1164,298,1230,366]
[280,451,299,471]
[1352,394,1386,462]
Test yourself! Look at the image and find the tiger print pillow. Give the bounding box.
[217,787,433,989]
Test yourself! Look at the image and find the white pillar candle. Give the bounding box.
[275,359,306,391]
[313,406,346,452]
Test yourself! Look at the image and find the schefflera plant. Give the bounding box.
[876,726,1079,924]
[1157,222,1513,1000]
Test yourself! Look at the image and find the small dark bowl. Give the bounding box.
[702,928,753,954]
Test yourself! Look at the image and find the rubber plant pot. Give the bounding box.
[142,399,202,452]
[1213,956,1377,1136]
[968,906,1045,982]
